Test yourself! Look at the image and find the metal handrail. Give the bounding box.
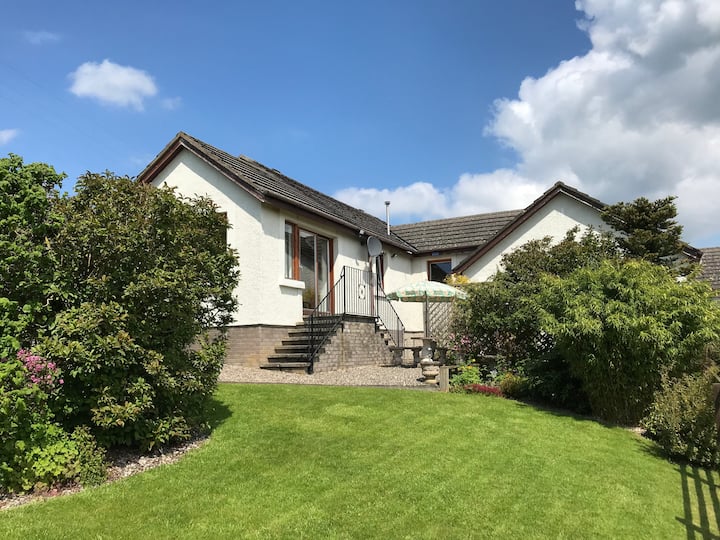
[307,266,406,372]
[308,269,345,373]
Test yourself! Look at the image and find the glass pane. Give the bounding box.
[316,236,329,305]
[284,223,294,279]
[429,260,452,282]
[300,231,316,309]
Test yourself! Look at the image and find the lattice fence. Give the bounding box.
[427,301,457,344]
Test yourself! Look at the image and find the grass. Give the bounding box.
[1,383,718,539]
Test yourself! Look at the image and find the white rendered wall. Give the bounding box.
[463,193,608,282]
[151,149,402,327]
[151,151,303,326]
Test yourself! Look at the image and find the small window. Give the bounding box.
[375,254,385,289]
[428,259,452,282]
[284,223,295,279]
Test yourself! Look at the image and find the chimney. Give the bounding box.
[385,201,391,235]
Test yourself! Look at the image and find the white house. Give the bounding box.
[137,132,712,372]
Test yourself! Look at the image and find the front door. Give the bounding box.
[299,230,330,311]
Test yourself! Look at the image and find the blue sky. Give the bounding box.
[2,1,719,246]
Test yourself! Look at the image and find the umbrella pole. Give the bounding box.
[424,296,429,338]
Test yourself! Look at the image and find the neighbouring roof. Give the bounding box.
[392,210,522,253]
[700,247,720,292]
[137,132,415,252]
[453,182,607,273]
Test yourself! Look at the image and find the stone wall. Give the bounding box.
[313,316,396,373]
[224,325,294,367]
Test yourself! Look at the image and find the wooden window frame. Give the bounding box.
[427,258,452,282]
[285,221,334,310]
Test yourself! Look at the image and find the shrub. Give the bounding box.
[462,384,503,397]
[642,367,720,468]
[0,352,74,492]
[540,259,720,425]
[70,426,107,487]
[497,372,529,399]
[449,365,481,392]
[37,302,224,449]
[34,173,239,449]
[522,352,590,413]
[0,155,65,357]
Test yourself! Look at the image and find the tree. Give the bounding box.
[601,196,684,265]
[38,172,240,448]
[0,155,65,356]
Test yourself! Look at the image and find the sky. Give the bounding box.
[2,0,719,247]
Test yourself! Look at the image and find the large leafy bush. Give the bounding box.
[450,228,617,409]
[38,173,239,448]
[642,367,720,468]
[540,259,720,424]
[0,155,65,356]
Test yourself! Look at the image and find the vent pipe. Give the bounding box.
[385,201,391,235]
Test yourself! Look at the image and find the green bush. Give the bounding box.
[37,302,224,449]
[449,365,481,392]
[540,259,720,425]
[497,372,530,399]
[642,367,720,468]
[522,352,590,413]
[70,426,107,487]
[0,353,74,492]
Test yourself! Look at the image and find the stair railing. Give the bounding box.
[308,270,345,373]
[307,266,406,372]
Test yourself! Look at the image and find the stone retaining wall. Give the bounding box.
[313,317,396,373]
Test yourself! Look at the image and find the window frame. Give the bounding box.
[427,258,452,283]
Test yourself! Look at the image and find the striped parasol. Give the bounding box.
[386,281,467,337]
[386,280,467,302]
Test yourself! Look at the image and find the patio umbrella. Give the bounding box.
[386,281,467,337]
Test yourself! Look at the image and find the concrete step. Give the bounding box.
[267,352,308,360]
[259,362,311,373]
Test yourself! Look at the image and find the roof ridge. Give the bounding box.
[393,209,523,229]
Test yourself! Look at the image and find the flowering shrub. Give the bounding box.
[17,349,63,392]
[1,352,72,492]
[445,333,484,365]
[463,384,503,397]
[0,352,106,493]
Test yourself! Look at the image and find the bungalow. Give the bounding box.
[137,132,717,371]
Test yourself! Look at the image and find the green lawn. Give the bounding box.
[1,383,718,539]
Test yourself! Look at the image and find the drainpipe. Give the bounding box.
[385,201,391,235]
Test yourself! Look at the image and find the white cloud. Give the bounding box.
[23,30,61,45]
[161,97,182,110]
[335,171,544,225]
[69,59,158,111]
[0,129,19,145]
[336,0,720,245]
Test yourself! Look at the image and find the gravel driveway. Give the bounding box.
[219,364,429,388]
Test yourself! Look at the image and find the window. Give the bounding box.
[285,222,332,310]
[375,254,385,289]
[428,259,452,282]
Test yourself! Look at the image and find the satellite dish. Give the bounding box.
[367,236,383,257]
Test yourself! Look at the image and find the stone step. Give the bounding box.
[274,344,311,354]
[259,362,311,373]
[268,352,308,360]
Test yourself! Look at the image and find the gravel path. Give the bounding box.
[219,364,429,388]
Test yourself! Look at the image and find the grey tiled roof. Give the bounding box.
[700,247,720,292]
[392,211,522,253]
[139,133,415,252]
